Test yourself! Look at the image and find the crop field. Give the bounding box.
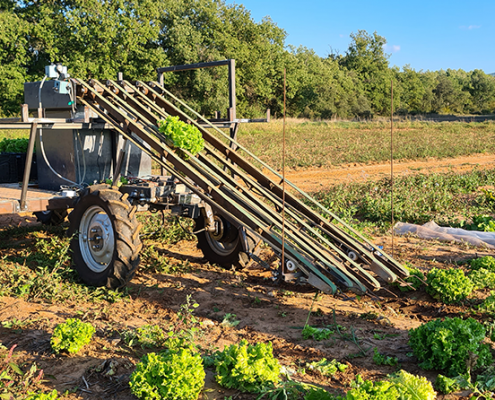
[3,120,495,399]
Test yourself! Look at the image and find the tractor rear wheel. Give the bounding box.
[68,185,142,288]
[195,214,242,268]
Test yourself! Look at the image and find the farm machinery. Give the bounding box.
[0,62,409,295]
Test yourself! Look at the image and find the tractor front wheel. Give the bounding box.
[68,185,142,288]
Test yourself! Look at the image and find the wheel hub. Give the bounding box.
[79,206,115,273]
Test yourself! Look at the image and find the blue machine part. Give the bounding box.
[54,80,71,94]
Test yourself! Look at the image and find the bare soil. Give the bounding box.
[2,154,495,399]
[269,153,495,193]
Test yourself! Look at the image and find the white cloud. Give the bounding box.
[383,44,401,53]
[460,25,481,30]
[339,34,345,38]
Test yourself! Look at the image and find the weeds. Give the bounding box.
[221,314,240,328]
[313,168,495,229]
[237,120,495,170]
[0,344,47,399]
[0,235,125,303]
[138,212,195,244]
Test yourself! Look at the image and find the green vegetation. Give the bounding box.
[50,318,95,354]
[388,370,436,400]
[470,256,495,272]
[25,390,60,400]
[434,374,470,394]
[2,0,495,118]
[477,291,495,313]
[425,268,474,304]
[302,325,334,341]
[157,116,205,159]
[314,168,495,228]
[212,340,281,393]
[1,344,48,399]
[408,317,492,376]
[462,215,495,232]
[394,265,425,292]
[469,268,495,290]
[239,120,495,170]
[305,359,347,376]
[122,324,166,349]
[0,231,124,303]
[372,348,398,367]
[129,349,205,400]
[0,137,32,153]
[341,371,436,400]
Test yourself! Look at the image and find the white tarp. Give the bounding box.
[393,221,495,249]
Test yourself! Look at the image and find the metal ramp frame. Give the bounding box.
[74,78,409,295]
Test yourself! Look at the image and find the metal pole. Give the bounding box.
[391,80,394,256]
[281,69,286,274]
[20,123,38,210]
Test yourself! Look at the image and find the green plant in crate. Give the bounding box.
[0,138,32,153]
[425,268,473,304]
[157,116,204,159]
[129,349,205,400]
[213,339,280,393]
[50,318,95,354]
[408,317,492,376]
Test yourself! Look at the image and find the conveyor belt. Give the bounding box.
[75,78,409,294]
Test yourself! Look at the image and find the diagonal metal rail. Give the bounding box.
[75,78,409,295]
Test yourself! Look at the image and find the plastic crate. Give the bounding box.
[0,153,37,183]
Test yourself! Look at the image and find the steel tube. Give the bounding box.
[19,123,37,210]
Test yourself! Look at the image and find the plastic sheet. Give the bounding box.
[394,221,495,249]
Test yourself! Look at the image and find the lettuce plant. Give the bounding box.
[157,116,204,159]
[344,375,399,400]
[213,339,280,393]
[470,256,495,272]
[389,370,436,400]
[25,390,59,400]
[129,349,205,400]
[408,317,492,376]
[469,268,495,289]
[426,268,473,304]
[50,318,95,354]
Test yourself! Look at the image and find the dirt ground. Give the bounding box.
[268,153,495,193]
[1,155,495,399]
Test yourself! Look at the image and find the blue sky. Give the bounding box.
[235,0,495,74]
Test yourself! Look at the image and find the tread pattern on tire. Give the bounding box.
[68,184,141,289]
[195,216,242,268]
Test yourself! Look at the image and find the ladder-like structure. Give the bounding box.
[75,78,409,295]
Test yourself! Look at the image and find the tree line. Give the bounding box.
[2,0,495,118]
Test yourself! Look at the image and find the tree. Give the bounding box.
[0,7,29,115]
[340,30,393,115]
[468,69,495,113]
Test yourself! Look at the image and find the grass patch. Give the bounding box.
[236,119,495,170]
[312,168,495,229]
[0,129,29,140]
[0,227,126,303]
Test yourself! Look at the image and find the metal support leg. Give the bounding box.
[20,123,37,210]
[112,138,127,185]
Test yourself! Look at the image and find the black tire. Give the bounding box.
[68,185,142,288]
[34,209,68,226]
[195,214,242,268]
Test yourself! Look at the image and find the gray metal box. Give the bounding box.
[24,81,72,111]
[25,80,151,190]
[36,129,152,191]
